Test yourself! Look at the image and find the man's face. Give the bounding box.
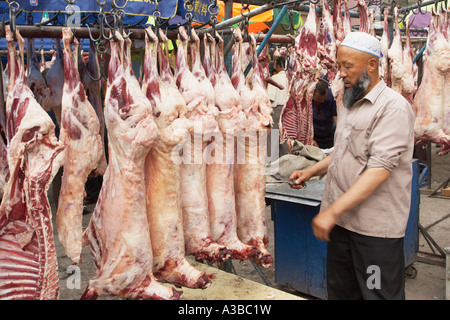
[313,90,328,105]
[337,46,372,108]
[337,46,368,88]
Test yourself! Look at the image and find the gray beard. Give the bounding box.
[342,70,371,109]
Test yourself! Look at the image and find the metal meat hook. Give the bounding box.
[86,41,108,82]
[280,9,300,32]
[416,0,428,14]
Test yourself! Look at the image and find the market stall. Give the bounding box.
[0,0,448,301]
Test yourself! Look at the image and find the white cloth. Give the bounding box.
[266,70,289,108]
[340,32,382,58]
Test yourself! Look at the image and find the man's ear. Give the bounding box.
[367,57,379,74]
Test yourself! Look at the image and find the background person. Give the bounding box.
[267,56,290,159]
[312,78,337,149]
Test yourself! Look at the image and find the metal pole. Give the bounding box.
[244,4,289,76]
[398,0,447,13]
[204,1,276,33]
[224,0,234,76]
[11,24,234,40]
[413,43,427,63]
[446,246,450,300]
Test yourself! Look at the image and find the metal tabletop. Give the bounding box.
[265,179,325,206]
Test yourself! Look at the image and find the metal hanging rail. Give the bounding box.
[8,23,297,44]
[398,0,448,13]
[3,1,433,46]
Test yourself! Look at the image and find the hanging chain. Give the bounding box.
[8,0,20,43]
[240,0,250,40]
[184,0,194,37]
[208,0,218,37]
[153,0,161,37]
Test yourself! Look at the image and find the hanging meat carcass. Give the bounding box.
[0,130,7,199]
[0,26,65,300]
[78,40,107,176]
[0,66,8,199]
[331,0,346,111]
[380,8,391,87]
[368,8,376,37]
[233,31,273,268]
[443,7,450,137]
[44,38,64,128]
[39,48,46,72]
[343,0,352,35]
[143,28,213,289]
[389,7,405,94]
[333,0,345,46]
[175,27,219,260]
[279,2,321,147]
[402,18,417,106]
[357,0,370,34]
[181,29,231,265]
[202,32,254,261]
[152,30,223,266]
[413,8,450,155]
[55,28,103,264]
[82,31,181,300]
[317,0,338,82]
[27,38,52,111]
[173,31,232,264]
[174,27,237,266]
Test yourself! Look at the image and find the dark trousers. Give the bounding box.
[327,225,405,300]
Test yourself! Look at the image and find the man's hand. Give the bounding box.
[312,140,319,148]
[312,209,338,242]
[289,169,312,189]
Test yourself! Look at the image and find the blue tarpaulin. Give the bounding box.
[0,0,216,52]
[7,0,178,18]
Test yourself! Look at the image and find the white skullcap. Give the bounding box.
[340,32,382,58]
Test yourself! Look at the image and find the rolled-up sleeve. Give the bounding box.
[367,105,414,172]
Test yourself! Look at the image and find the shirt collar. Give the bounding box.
[362,79,386,104]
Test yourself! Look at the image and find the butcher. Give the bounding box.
[289,32,415,300]
[267,56,289,158]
